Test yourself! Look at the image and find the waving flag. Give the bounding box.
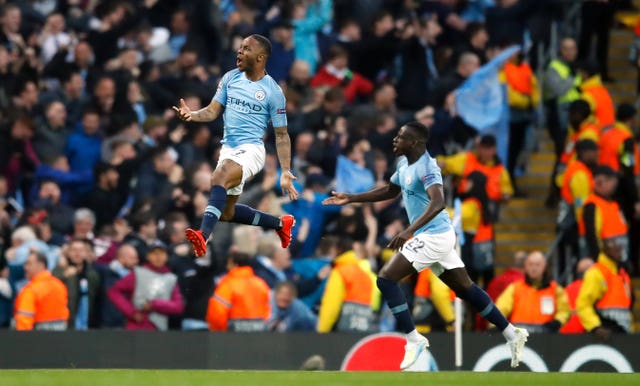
[455,45,521,131]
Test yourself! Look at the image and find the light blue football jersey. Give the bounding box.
[213,69,287,147]
[390,151,452,235]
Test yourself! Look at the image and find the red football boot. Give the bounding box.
[275,215,295,248]
[185,228,207,257]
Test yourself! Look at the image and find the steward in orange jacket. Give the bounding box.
[559,100,600,167]
[206,252,271,332]
[496,251,569,333]
[578,166,628,261]
[14,252,69,331]
[576,239,633,335]
[578,62,615,128]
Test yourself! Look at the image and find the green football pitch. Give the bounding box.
[0,370,638,386]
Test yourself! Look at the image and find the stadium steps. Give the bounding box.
[493,132,557,270]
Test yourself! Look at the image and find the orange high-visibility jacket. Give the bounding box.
[578,194,628,238]
[560,160,594,205]
[582,76,615,127]
[459,153,506,201]
[206,266,270,331]
[598,122,639,174]
[14,271,69,330]
[559,279,586,334]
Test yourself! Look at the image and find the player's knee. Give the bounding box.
[220,209,235,222]
[377,268,394,282]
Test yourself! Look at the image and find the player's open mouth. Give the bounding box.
[237,57,242,65]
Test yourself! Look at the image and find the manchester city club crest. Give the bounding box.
[405,175,412,185]
[255,90,265,101]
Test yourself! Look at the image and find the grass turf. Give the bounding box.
[0,370,638,386]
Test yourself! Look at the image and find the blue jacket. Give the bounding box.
[283,192,340,258]
[65,126,102,173]
[293,0,332,73]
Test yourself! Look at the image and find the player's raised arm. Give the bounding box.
[322,183,401,206]
[274,126,298,200]
[172,98,223,122]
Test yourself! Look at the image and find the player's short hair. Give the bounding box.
[616,103,636,122]
[74,208,96,226]
[94,162,116,181]
[404,121,430,143]
[250,34,272,57]
[569,99,591,118]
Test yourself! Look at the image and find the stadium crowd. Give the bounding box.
[0,0,637,336]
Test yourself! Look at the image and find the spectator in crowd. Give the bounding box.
[206,251,270,332]
[32,154,93,206]
[33,179,75,235]
[310,45,374,104]
[85,163,124,231]
[123,211,159,263]
[292,0,333,74]
[40,70,88,128]
[64,107,102,175]
[317,239,377,333]
[543,37,581,160]
[485,0,543,48]
[599,104,640,266]
[134,146,179,217]
[556,139,598,273]
[560,257,594,334]
[268,281,317,332]
[558,100,600,171]
[14,251,69,331]
[501,50,540,196]
[267,20,295,84]
[283,173,340,258]
[412,268,455,333]
[577,238,632,339]
[33,101,71,161]
[578,61,615,129]
[448,22,489,69]
[108,242,184,331]
[395,13,442,110]
[578,0,616,82]
[0,116,40,196]
[579,166,628,262]
[438,135,513,284]
[11,79,41,118]
[95,244,139,329]
[53,238,100,330]
[253,235,293,288]
[496,251,570,333]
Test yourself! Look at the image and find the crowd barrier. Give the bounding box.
[0,331,637,372]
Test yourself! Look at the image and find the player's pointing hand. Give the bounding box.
[321,191,350,206]
[172,98,192,121]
